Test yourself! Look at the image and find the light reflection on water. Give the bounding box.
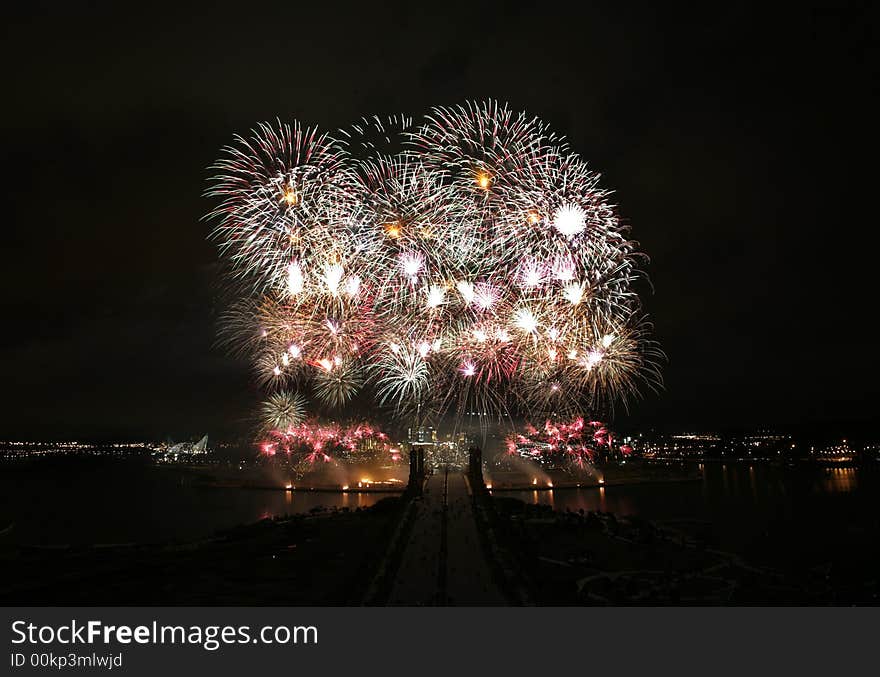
[1,461,876,562]
[0,463,389,546]
[508,464,863,511]
[499,463,878,564]
[819,466,857,493]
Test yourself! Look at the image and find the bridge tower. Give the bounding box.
[406,424,434,493]
[467,446,486,491]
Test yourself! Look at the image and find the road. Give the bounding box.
[387,468,506,605]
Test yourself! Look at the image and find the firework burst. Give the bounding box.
[261,390,307,431]
[206,101,663,430]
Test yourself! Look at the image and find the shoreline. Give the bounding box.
[195,481,406,493]
[194,472,703,494]
[487,475,703,492]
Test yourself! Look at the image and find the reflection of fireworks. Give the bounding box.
[207,101,663,425]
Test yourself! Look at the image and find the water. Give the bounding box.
[498,463,880,568]
[0,460,385,546]
[3,461,878,569]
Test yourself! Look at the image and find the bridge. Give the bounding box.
[366,447,517,605]
[386,468,506,605]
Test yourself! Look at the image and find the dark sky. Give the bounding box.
[3,2,877,440]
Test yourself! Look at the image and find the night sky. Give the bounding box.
[3,2,877,440]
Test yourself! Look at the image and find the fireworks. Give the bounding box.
[206,101,662,433]
[261,419,391,471]
[261,390,307,431]
[504,417,627,470]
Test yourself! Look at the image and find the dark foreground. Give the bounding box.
[485,498,880,604]
[0,500,400,605]
[2,470,879,605]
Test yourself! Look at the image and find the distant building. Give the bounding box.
[407,426,436,446]
[158,435,209,462]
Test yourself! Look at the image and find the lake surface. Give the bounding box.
[500,462,880,568]
[0,460,386,546]
[1,460,878,570]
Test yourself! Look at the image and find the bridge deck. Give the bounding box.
[386,470,506,606]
